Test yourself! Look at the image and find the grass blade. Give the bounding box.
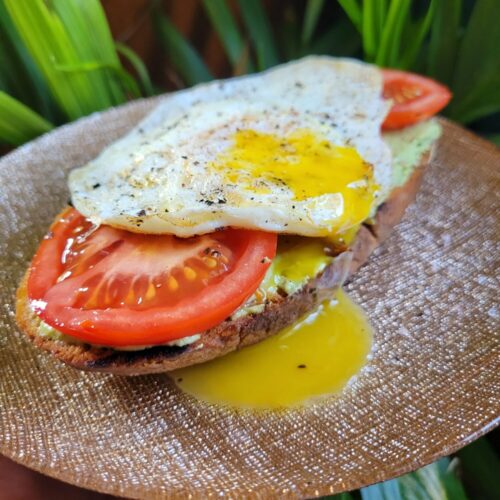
[51,0,125,106]
[448,76,500,123]
[374,0,387,38]
[116,42,155,96]
[153,12,213,86]
[360,478,402,500]
[0,0,59,121]
[4,0,92,119]
[427,0,462,85]
[375,0,410,67]
[0,91,53,146]
[449,0,500,109]
[400,0,437,70]
[361,0,378,61]
[302,0,325,45]
[237,0,279,70]
[202,0,253,72]
[4,0,133,120]
[338,0,362,33]
[309,18,361,57]
[277,4,301,60]
[399,458,468,500]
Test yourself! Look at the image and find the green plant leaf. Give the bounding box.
[237,0,279,70]
[360,478,402,499]
[153,11,213,86]
[361,0,379,61]
[338,0,362,33]
[449,77,500,123]
[3,0,133,120]
[458,437,500,499]
[374,0,387,39]
[302,0,325,45]
[116,43,155,96]
[4,0,90,119]
[399,0,436,70]
[447,0,500,122]
[325,493,354,500]
[51,0,125,105]
[485,133,500,146]
[0,0,59,121]
[309,18,361,57]
[355,457,470,500]
[202,0,253,72]
[399,458,468,500]
[277,4,301,60]
[375,0,411,67]
[0,91,53,146]
[427,0,462,85]
[365,0,389,61]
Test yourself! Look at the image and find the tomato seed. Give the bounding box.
[167,276,179,292]
[145,282,156,300]
[203,257,218,269]
[183,267,197,281]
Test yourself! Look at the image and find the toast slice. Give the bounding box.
[16,151,429,375]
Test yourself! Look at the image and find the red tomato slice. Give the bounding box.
[382,69,451,130]
[28,208,277,346]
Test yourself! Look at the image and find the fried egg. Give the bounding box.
[69,57,392,237]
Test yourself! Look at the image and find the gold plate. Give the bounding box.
[0,98,499,498]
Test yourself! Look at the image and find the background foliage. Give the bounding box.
[1,0,500,147]
[0,0,498,497]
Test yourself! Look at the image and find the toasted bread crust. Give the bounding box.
[16,153,429,375]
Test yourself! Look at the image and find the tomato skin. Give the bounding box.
[382,69,452,130]
[28,209,277,346]
[28,207,79,301]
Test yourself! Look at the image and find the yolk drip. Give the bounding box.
[173,290,372,409]
[214,129,377,233]
[258,236,332,296]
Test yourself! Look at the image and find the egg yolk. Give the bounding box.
[213,129,377,233]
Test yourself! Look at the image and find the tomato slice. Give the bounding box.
[382,69,451,130]
[28,208,277,346]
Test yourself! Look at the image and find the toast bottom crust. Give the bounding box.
[16,155,428,375]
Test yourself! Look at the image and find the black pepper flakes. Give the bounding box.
[92,183,101,189]
[137,209,146,217]
[298,364,307,369]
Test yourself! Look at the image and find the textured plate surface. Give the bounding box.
[0,98,499,499]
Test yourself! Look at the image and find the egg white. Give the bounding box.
[69,56,392,237]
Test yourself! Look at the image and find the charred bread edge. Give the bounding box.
[16,151,430,375]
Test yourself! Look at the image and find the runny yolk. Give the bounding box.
[173,290,373,409]
[213,129,377,234]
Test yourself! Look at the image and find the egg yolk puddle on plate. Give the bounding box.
[213,129,377,234]
[173,290,372,409]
